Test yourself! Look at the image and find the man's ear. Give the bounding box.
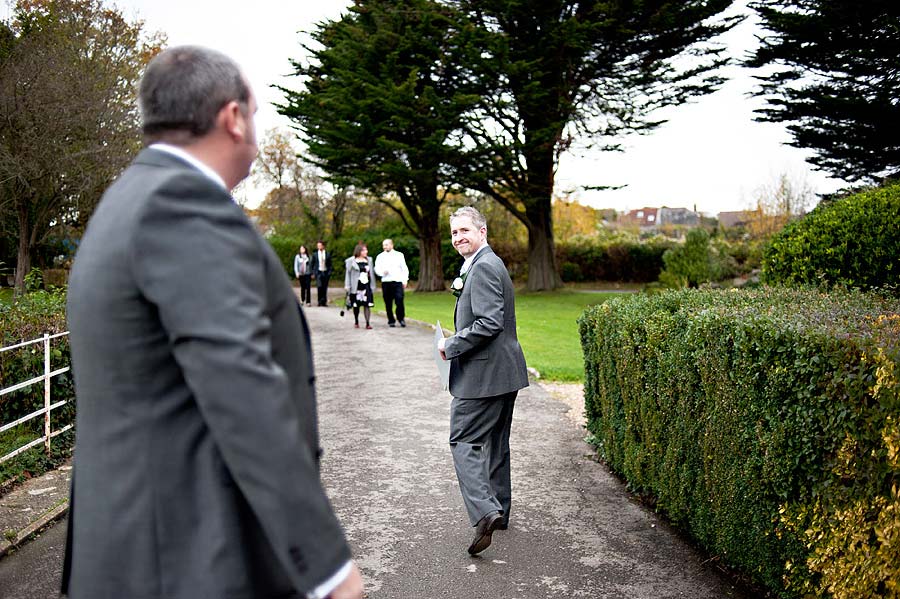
[219,100,246,141]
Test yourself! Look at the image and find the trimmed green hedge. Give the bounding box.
[762,183,900,293]
[0,289,74,486]
[579,288,900,598]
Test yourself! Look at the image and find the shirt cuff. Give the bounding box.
[308,561,352,599]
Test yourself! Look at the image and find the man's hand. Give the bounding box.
[327,563,364,599]
[438,337,447,361]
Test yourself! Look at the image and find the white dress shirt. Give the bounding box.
[374,249,409,283]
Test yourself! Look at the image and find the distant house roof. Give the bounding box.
[621,207,659,227]
[718,210,753,228]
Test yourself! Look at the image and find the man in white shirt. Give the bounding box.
[374,238,409,327]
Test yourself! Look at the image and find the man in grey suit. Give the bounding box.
[438,206,529,555]
[63,46,363,599]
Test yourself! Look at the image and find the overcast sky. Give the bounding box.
[58,1,849,214]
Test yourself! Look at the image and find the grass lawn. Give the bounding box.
[401,288,622,382]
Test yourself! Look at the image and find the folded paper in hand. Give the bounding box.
[433,320,450,391]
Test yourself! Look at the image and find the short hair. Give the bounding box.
[138,46,250,145]
[450,206,487,231]
[353,243,367,258]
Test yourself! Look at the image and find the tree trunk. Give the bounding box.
[415,232,445,292]
[525,212,563,291]
[522,140,563,291]
[14,204,31,296]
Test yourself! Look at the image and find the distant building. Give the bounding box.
[718,210,753,228]
[620,207,659,228]
[658,207,700,227]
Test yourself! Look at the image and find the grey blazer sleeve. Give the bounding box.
[443,260,505,359]
[132,178,349,592]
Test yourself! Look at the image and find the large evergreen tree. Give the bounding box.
[453,0,739,290]
[278,0,480,291]
[748,1,900,183]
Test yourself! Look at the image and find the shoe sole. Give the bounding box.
[467,518,501,555]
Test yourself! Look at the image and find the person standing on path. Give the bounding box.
[438,206,529,556]
[294,244,312,306]
[344,243,376,329]
[312,240,333,306]
[374,238,409,327]
[63,46,362,599]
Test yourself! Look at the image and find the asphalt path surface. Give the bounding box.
[0,516,66,599]
[0,299,751,598]
[308,303,749,598]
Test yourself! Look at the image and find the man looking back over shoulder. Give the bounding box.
[63,46,363,599]
[438,206,529,556]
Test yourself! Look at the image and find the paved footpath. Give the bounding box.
[307,301,749,598]
[0,296,751,598]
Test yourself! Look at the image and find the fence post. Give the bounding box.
[44,333,51,454]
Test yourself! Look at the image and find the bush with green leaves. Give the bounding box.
[0,289,74,487]
[658,228,730,288]
[579,288,900,597]
[762,183,900,293]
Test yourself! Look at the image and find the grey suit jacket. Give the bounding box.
[63,148,350,598]
[443,247,529,399]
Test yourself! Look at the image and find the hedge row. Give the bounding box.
[0,289,74,486]
[579,288,900,597]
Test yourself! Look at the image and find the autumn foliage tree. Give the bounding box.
[0,0,161,293]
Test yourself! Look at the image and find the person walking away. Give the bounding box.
[294,244,312,306]
[374,238,409,327]
[344,243,375,329]
[438,206,528,556]
[63,46,363,599]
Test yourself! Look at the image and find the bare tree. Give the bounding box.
[747,172,814,238]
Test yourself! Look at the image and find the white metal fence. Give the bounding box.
[0,332,72,465]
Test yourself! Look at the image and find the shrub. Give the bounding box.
[0,289,74,487]
[659,228,728,288]
[579,288,900,597]
[762,183,900,293]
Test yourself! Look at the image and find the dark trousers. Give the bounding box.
[382,281,405,324]
[298,274,311,304]
[315,272,330,306]
[449,391,517,526]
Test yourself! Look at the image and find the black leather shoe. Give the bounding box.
[388,322,396,327]
[399,320,406,327]
[468,511,502,555]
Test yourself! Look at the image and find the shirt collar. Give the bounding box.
[460,243,489,275]
[150,143,228,191]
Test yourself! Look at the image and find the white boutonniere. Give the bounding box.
[450,273,466,298]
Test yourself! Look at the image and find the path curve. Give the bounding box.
[304,300,748,598]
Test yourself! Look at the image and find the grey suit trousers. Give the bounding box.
[449,392,517,526]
